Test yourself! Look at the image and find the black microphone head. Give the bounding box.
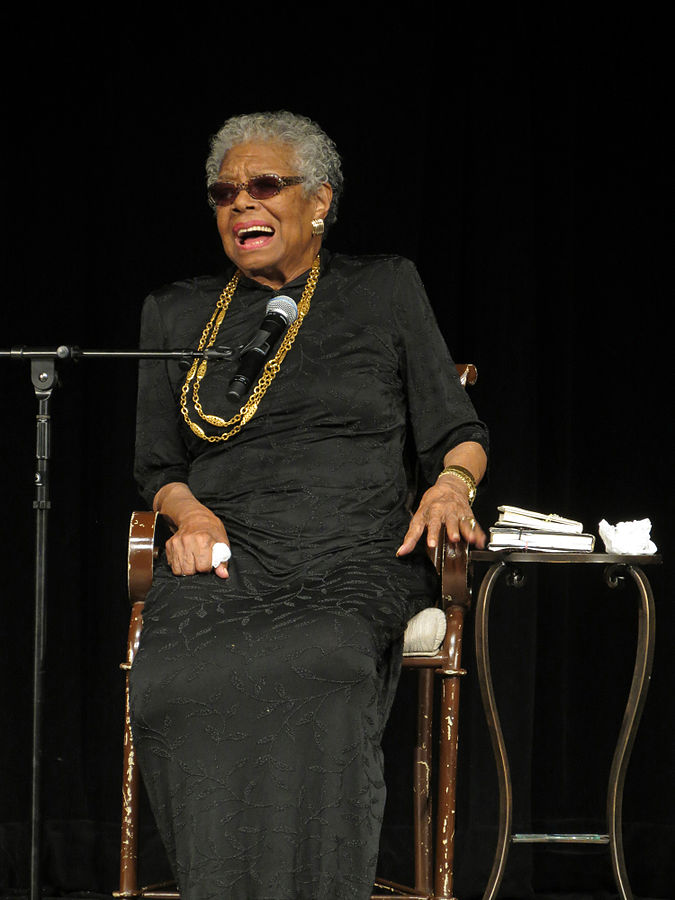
[226,295,298,404]
[226,376,249,403]
[266,295,298,325]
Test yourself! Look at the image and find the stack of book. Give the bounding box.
[488,505,596,552]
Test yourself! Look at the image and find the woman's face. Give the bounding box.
[215,141,332,290]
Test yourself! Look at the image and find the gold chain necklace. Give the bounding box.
[180,255,321,442]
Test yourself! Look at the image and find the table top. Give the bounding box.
[469,550,662,566]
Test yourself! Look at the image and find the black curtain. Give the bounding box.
[1,5,671,898]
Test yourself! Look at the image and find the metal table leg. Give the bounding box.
[605,565,656,899]
[473,557,657,900]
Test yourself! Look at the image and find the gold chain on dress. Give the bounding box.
[180,255,321,442]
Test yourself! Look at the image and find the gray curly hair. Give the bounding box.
[205,111,344,231]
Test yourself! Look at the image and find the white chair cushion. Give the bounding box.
[402,607,447,656]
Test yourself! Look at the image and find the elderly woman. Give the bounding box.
[130,110,488,900]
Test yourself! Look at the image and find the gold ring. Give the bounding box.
[460,516,477,529]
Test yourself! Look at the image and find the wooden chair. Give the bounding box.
[115,365,477,900]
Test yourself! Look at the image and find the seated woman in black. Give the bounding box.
[131,109,488,900]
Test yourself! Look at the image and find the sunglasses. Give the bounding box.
[208,174,305,207]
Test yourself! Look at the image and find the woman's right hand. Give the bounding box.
[153,483,230,579]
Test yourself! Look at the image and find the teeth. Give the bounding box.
[238,225,274,236]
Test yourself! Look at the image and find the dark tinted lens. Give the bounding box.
[247,175,284,199]
[208,182,238,206]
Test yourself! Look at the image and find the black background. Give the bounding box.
[1,4,672,898]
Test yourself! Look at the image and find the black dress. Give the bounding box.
[129,249,488,900]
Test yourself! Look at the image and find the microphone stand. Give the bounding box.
[1,343,231,900]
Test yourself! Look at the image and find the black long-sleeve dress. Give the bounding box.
[129,249,488,900]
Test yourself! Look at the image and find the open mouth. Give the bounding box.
[235,224,276,249]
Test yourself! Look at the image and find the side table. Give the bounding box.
[468,551,661,900]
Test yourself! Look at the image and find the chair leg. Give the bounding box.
[413,668,434,894]
[114,601,145,898]
[434,605,466,900]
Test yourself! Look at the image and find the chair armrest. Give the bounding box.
[426,531,470,609]
[402,535,470,663]
[127,511,158,604]
[441,537,470,610]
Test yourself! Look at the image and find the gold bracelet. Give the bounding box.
[437,465,477,503]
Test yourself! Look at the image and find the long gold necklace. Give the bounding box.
[180,255,321,442]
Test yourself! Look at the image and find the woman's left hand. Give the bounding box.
[396,476,486,556]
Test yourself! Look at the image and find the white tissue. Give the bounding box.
[598,518,657,555]
[211,542,232,568]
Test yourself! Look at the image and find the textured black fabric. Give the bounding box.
[129,249,488,899]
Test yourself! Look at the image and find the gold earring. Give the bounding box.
[311,218,325,236]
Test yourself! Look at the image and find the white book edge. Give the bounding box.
[488,529,595,551]
[497,505,583,533]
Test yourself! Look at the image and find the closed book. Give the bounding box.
[497,505,583,534]
[488,526,595,552]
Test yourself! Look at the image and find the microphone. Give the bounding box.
[226,295,298,403]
